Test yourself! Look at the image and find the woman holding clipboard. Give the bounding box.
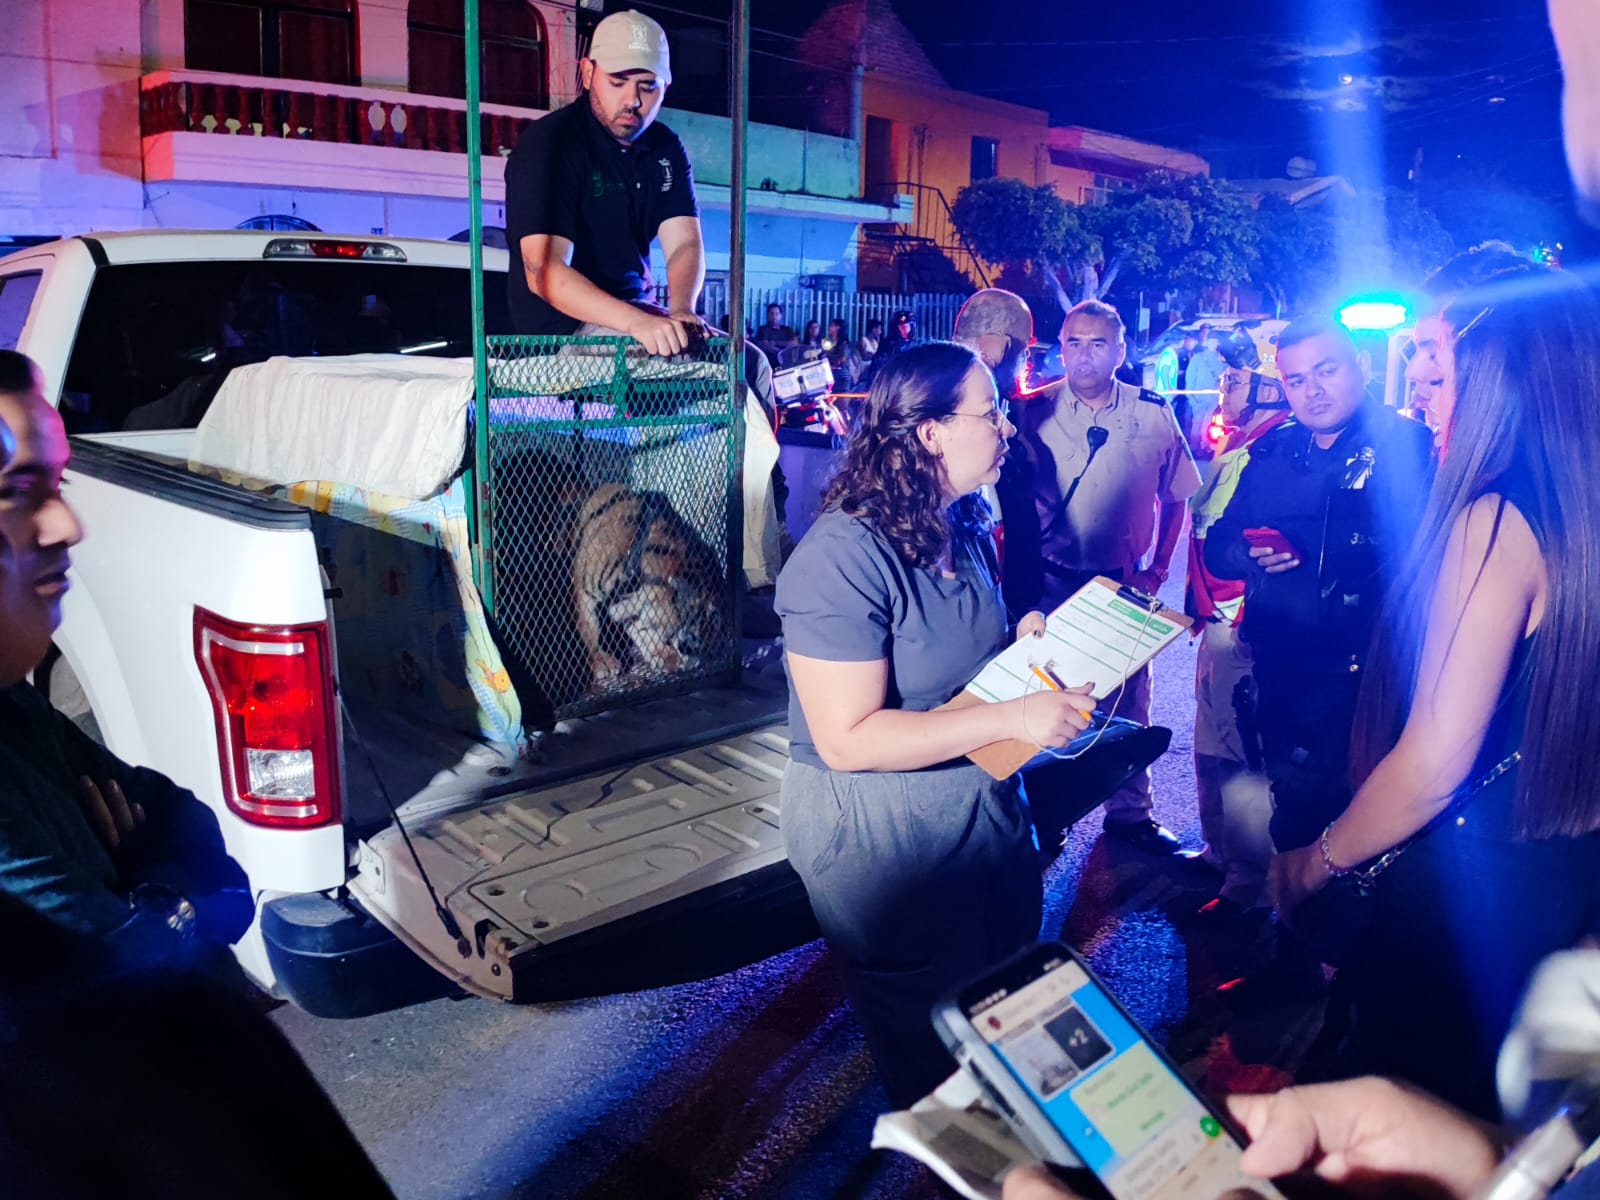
[775,342,1095,1105]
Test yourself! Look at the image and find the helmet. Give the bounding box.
[1219,327,1283,378]
[1217,328,1286,409]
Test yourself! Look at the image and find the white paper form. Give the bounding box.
[964,579,1187,704]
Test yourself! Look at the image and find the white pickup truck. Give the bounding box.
[1,231,803,1014]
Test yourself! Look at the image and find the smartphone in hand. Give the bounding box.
[1243,527,1298,559]
[934,941,1304,1200]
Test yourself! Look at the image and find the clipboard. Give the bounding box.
[938,576,1192,780]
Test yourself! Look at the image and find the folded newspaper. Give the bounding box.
[871,1069,1037,1200]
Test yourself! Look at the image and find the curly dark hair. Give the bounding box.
[822,341,992,569]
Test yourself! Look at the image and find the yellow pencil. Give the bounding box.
[1030,662,1093,719]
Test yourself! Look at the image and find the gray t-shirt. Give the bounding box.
[775,509,1008,769]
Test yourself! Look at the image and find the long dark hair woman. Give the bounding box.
[775,342,1094,1105]
[1270,265,1600,1117]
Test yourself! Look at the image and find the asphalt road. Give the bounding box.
[274,567,1327,1200]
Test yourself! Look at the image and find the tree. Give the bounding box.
[953,172,1262,309]
[1076,194,1192,299]
[1252,189,1454,316]
[1365,187,1456,284]
[1065,172,1258,306]
[950,178,1098,296]
[1253,195,1338,315]
[1136,172,1260,297]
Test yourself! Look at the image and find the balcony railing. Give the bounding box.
[140,71,535,159]
[858,181,992,293]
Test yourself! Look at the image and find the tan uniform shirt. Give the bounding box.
[1037,378,1203,575]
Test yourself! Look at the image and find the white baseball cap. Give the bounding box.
[589,11,672,86]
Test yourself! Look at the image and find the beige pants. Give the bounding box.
[1193,620,1273,904]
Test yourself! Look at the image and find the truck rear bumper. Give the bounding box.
[261,892,456,1018]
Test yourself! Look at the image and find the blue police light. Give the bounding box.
[1337,295,1410,332]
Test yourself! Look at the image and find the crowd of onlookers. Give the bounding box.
[751,302,919,390]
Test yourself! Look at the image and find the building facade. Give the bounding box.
[3,0,907,290]
[797,0,1209,291]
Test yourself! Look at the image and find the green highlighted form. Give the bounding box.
[1107,598,1175,636]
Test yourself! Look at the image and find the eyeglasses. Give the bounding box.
[1220,370,1248,392]
[947,407,1008,431]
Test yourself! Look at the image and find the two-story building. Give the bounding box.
[796,0,1209,292]
[3,0,909,292]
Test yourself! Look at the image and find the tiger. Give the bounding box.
[570,484,728,686]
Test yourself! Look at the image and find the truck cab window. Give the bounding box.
[59,261,510,434]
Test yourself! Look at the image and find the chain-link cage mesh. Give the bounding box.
[478,335,742,724]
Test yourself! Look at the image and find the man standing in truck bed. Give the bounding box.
[505,6,773,404]
[505,11,705,354]
[504,9,785,582]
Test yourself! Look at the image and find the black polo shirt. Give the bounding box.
[504,97,700,335]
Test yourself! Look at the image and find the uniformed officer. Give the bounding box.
[1015,300,1203,854]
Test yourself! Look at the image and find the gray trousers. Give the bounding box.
[781,759,1043,1105]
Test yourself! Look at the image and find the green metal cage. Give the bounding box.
[472,334,744,723]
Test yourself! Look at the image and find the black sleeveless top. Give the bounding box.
[1348,486,1600,1118]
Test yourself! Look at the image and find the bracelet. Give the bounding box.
[1319,822,1354,879]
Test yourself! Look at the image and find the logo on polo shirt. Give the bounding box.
[591,170,605,198]
[659,158,673,192]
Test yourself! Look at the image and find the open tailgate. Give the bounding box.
[348,714,793,1001]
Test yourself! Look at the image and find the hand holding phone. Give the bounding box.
[1243,527,1298,559]
[1243,528,1301,575]
[935,942,1298,1200]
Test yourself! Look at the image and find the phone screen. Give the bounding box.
[966,950,1284,1200]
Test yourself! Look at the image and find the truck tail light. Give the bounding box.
[193,608,341,830]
